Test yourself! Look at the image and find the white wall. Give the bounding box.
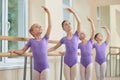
[73,0,91,39]
[0,68,30,80]
[110,5,120,46]
[97,0,120,6]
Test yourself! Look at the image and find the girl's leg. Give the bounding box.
[33,70,40,80]
[95,62,100,80]
[40,68,49,80]
[86,63,92,80]
[80,64,86,80]
[100,62,106,80]
[70,64,78,80]
[64,63,70,80]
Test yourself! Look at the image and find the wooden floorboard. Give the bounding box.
[105,77,120,80]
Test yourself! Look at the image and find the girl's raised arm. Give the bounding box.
[42,6,52,38]
[87,17,95,40]
[101,26,110,43]
[65,8,81,34]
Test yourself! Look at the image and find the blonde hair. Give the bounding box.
[29,24,41,34]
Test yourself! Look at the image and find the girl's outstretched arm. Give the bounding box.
[87,17,95,40]
[65,8,81,34]
[48,42,62,52]
[42,6,52,38]
[9,46,29,55]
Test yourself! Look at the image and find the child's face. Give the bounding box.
[96,33,103,41]
[62,21,72,32]
[79,33,86,40]
[31,24,42,36]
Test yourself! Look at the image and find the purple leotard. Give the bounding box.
[78,39,93,68]
[60,32,79,67]
[93,42,107,65]
[26,35,49,72]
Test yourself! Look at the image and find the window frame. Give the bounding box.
[0,0,28,64]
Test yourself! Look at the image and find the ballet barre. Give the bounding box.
[0,52,64,80]
[0,52,63,57]
[0,36,64,80]
[106,46,120,77]
[110,46,120,49]
[0,35,58,43]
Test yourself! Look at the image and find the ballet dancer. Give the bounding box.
[78,17,95,80]
[9,6,51,80]
[48,8,81,80]
[93,26,110,80]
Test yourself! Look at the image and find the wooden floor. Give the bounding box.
[105,77,120,80]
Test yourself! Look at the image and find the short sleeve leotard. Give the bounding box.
[26,35,49,72]
[78,39,93,68]
[60,32,79,67]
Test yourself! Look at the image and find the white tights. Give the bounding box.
[80,63,93,80]
[33,68,49,80]
[95,62,106,80]
[64,63,78,80]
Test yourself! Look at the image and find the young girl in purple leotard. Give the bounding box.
[9,6,52,80]
[93,26,110,80]
[48,8,81,80]
[78,17,95,80]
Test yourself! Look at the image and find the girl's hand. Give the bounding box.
[87,17,93,22]
[9,50,16,56]
[9,50,22,56]
[42,6,49,13]
[101,26,107,29]
[65,8,74,13]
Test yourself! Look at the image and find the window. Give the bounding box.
[63,0,73,22]
[0,0,28,63]
[97,6,101,32]
[62,0,73,35]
